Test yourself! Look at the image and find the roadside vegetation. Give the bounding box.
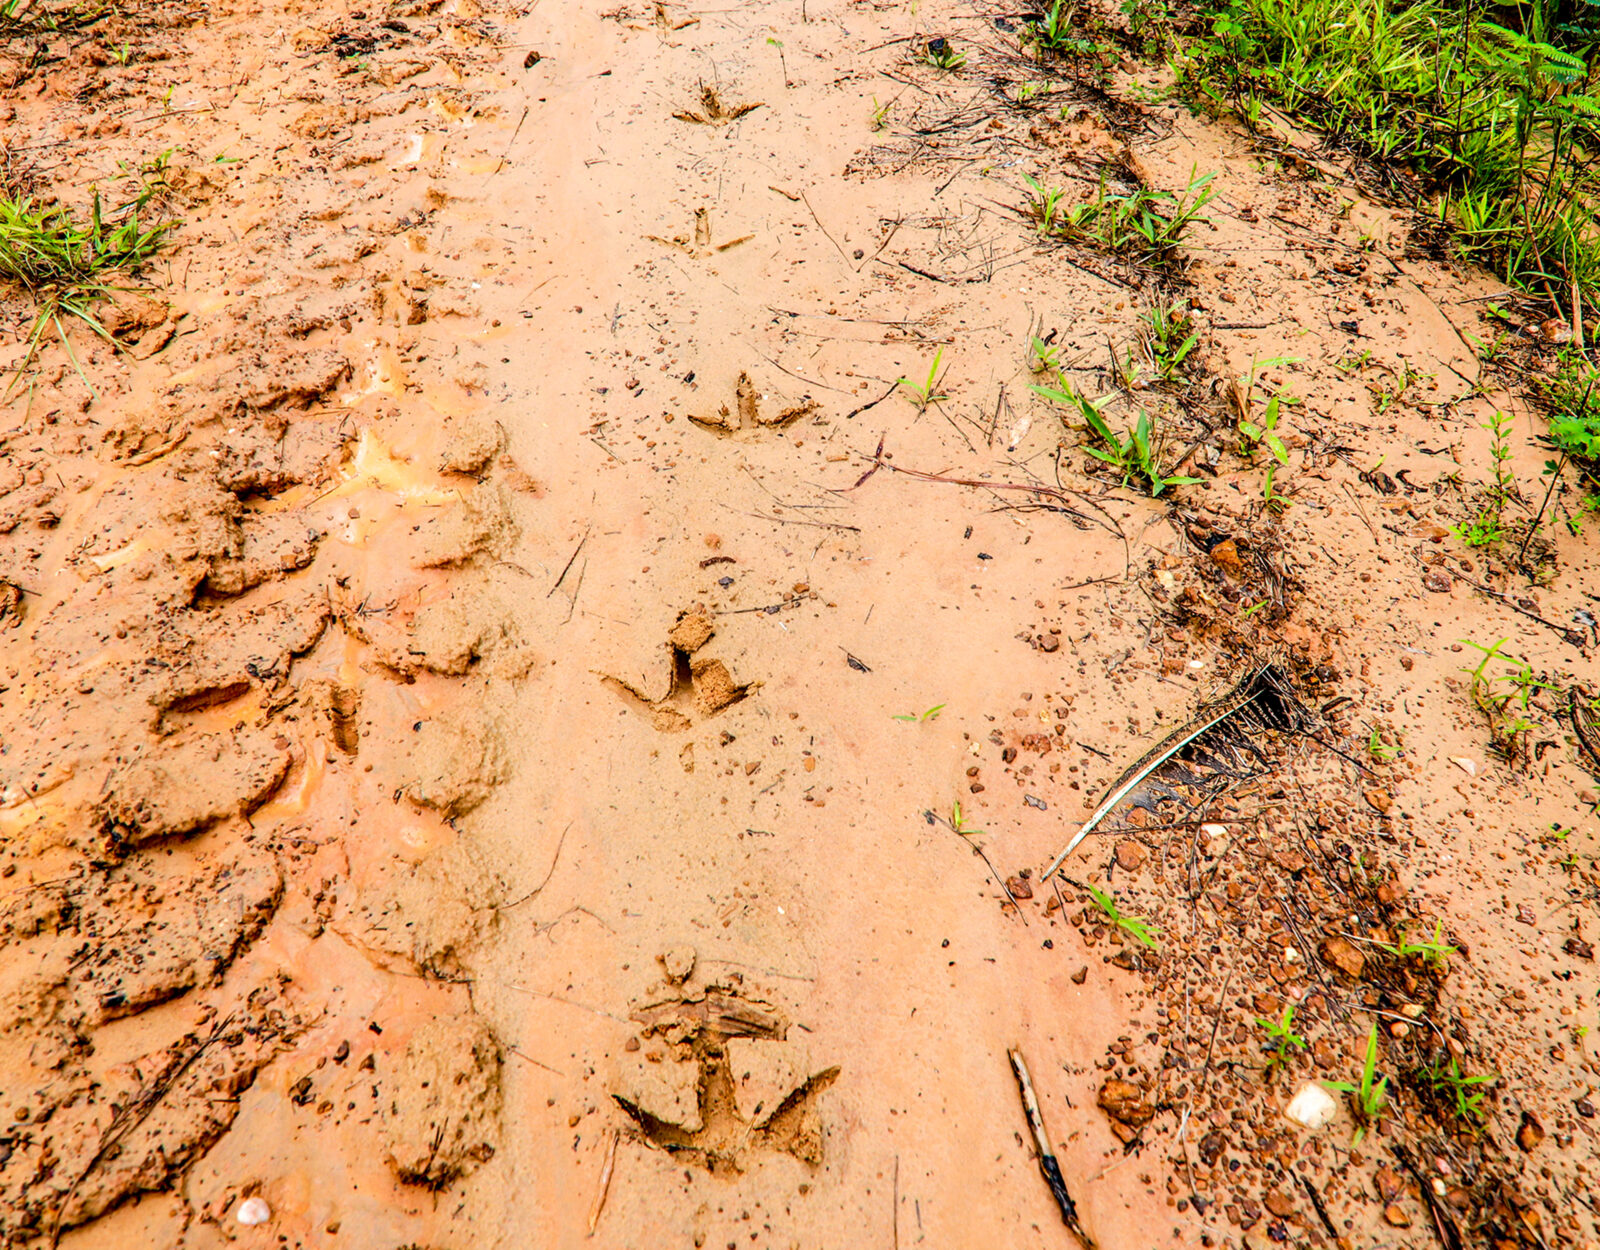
[1161,0,1600,486]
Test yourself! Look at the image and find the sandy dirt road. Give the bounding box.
[2,0,1599,1247]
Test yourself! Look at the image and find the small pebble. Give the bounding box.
[236,1196,271,1226]
[1285,1082,1337,1129]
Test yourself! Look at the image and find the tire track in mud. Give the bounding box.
[0,2,545,1241]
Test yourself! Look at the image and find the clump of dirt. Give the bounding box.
[351,839,507,977]
[98,732,291,855]
[438,414,506,476]
[668,603,716,654]
[602,605,755,730]
[378,1016,504,1188]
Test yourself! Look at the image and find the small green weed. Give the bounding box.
[870,95,893,130]
[1033,382,1200,496]
[922,36,966,71]
[1230,355,1299,463]
[1121,0,1176,52]
[1238,393,1288,464]
[1420,1057,1496,1126]
[1325,1024,1389,1145]
[1452,410,1517,548]
[1461,636,1552,762]
[1144,299,1198,381]
[1466,328,1513,366]
[1366,724,1398,761]
[1031,0,1077,53]
[1566,492,1600,536]
[1085,884,1160,949]
[1370,359,1432,414]
[1026,0,1106,58]
[1452,511,1506,548]
[1540,349,1600,469]
[1022,173,1068,235]
[951,800,984,837]
[1027,333,1062,376]
[1378,919,1456,972]
[1255,1004,1307,1073]
[1261,464,1292,513]
[893,703,946,723]
[1027,166,1216,262]
[897,347,949,412]
[766,36,790,86]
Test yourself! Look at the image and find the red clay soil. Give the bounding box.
[1,1,1598,1247]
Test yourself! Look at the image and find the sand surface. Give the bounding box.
[2,1,1599,1247]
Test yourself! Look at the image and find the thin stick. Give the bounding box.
[1519,452,1568,566]
[840,379,900,421]
[1447,563,1585,647]
[1297,1172,1341,1242]
[501,821,573,909]
[933,810,1026,923]
[725,505,861,533]
[801,190,853,267]
[488,105,529,177]
[548,529,590,597]
[588,1128,619,1236]
[892,1154,900,1250]
[1008,1049,1095,1248]
[753,349,852,394]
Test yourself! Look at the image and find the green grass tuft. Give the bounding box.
[1176,0,1600,309]
[0,187,170,378]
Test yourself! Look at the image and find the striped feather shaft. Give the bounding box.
[1041,684,1266,881]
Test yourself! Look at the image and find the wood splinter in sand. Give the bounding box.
[1041,661,1310,881]
[587,1127,619,1237]
[1008,1048,1096,1249]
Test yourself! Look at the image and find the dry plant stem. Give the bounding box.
[1008,1048,1096,1249]
[850,445,1124,536]
[587,1128,619,1236]
[1392,1144,1465,1250]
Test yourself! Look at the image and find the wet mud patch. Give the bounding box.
[98,732,291,856]
[0,985,297,1245]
